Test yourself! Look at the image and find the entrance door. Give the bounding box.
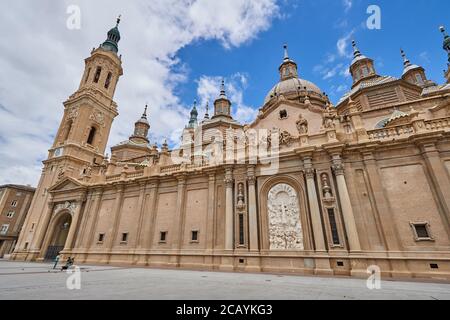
[44,213,72,261]
[44,245,64,261]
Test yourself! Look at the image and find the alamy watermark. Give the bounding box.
[366,5,381,30]
[66,265,81,290]
[66,5,81,30]
[366,265,381,290]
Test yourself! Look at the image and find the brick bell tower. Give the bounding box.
[12,17,124,261]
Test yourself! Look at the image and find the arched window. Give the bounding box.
[63,121,73,142]
[104,72,112,89]
[87,127,97,145]
[94,67,102,83]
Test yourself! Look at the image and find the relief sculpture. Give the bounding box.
[267,183,304,250]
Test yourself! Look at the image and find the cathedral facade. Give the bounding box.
[12,19,450,280]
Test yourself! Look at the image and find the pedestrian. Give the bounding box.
[53,253,60,269]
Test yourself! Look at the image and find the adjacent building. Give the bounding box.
[11,19,450,280]
[0,185,35,258]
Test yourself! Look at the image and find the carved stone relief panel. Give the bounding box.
[267,183,304,250]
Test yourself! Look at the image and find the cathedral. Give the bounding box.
[12,18,450,280]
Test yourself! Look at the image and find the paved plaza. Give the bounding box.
[0,260,449,300]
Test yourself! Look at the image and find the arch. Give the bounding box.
[43,210,72,261]
[259,175,313,251]
[104,72,113,89]
[93,66,102,83]
[87,126,97,145]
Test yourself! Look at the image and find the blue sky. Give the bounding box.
[177,0,449,108]
[0,0,449,186]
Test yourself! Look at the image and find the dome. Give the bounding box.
[264,77,323,105]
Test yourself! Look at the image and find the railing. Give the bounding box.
[160,164,181,174]
[127,171,144,179]
[105,174,121,182]
[367,124,414,141]
[425,118,450,131]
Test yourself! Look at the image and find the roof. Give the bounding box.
[337,76,398,105]
[422,83,450,96]
[264,77,323,105]
[0,184,36,192]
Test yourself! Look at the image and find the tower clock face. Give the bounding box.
[54,147,63,157]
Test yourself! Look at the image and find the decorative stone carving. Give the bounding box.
[54,201,77,215]
[89,112,106,127]
[332,163,345,176]
[320,173,333,198]
[57,167,65,181]
[322,104,337,129]
[279,130,292,146]
[236,183,246,211]
[224,170,233,188]
[296,114,308,135]
[267,183,304,250]
[67,107,79,120]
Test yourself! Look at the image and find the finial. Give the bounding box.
[400,48,411,67]
[116,15,122,26]
[142,104,148,118]
[352,40,361,57]
[204,101,210,119]
[220,79,226,97]
[283,44,289,60]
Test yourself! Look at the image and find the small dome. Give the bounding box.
[264,77,322,105]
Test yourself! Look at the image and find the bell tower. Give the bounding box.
[12,17,124,261]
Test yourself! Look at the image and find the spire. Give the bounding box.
[283,44,289,60]
[279,44,298,80]
[204,101,210,120]
[352,40,361,58]
[187,100,198,129]
[440,26,450,62]
[101,15,122,54]
[219,79,227,98]
[130,104,150,143]
[141,104,148,120]
[213,79,232,119]
[400,49,412,68]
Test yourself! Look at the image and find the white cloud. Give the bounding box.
[337,31,354,58]
[196,73,257,124]
[342,0,353,12]
[0,0,280,185]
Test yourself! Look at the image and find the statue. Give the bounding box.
[236,183,245,211]
[296,114,308,134]
[323,103,337,129]
[321,173,332,198]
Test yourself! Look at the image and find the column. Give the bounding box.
[139,180,159,249]
[106,184,125,250]
[35,201,55,252]
[63,198,85,251]
[205,172,216,250]
[172,175,187,249]
[224,167,234,250]
[303,158,326,252]
[332,157,361,252]
[85,189,104,249]
[135,182,148,248]
[247,166,258,251]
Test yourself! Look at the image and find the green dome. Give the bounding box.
[101,17,121,54]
